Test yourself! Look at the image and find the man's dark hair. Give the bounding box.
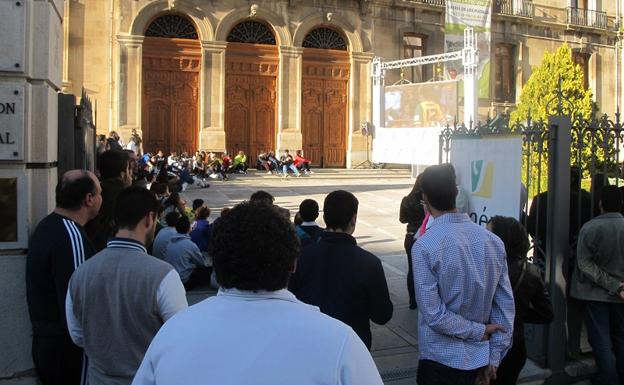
[420,164,458,211]
[98,150,130,180]
[488,216,530,261]
[150,182,167,196]
[56,172,97,211]
[600,185,623,213]
[299,199,319,222]
[164,211,181,227]
[175,215,191,234]
[196,206,210,220]
[192,199,205,211]
[250,190,274,205]
[323,190,358,230]
[114,186,161,230]
[208,202,300,291]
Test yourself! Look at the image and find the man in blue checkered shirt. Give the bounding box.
[412,164,515,385]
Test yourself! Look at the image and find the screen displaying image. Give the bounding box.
[384,80,458,128]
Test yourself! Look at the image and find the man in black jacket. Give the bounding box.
[289,190,393,350]
[26,170,102,385]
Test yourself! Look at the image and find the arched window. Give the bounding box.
[303,27,347,51]
[145,14,198,39]
[226,20,276,45]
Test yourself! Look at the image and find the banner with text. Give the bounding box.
[445,0,492,99]
[450,136,522,225]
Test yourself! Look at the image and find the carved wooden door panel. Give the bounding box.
[142,38,200,155]
[225,74,251,158]
[323,79,347,167]
[301,78,324,166]
[250,76,276,160]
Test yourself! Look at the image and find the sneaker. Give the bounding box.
[267,171,272,174]
[182,182,188,191]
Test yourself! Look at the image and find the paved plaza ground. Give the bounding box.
[179,168,588,385]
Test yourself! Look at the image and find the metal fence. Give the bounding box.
[438,98,622,383]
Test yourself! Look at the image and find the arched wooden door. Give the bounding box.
[302,27,349,167]
[225,21,278,164]
[142,14,200,154]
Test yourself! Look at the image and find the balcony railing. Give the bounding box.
[566,7,608,29]
[402,0,446,6]
[494,1,534,18]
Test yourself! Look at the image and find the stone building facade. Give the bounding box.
[62,0,622,168]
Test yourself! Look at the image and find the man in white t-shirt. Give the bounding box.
[132,201,383,385]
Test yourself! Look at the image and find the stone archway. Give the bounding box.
[141,14,201,154]
[224,19,279,163]
[301,26,350,167]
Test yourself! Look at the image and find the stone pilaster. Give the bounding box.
[199,41,227,151]
[277,46,303,152]
[116,35,143,138]
[348,52,374,168]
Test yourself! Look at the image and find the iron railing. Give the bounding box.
[566,7,608,29]
[494,0,534,18]
[403,0,445,7]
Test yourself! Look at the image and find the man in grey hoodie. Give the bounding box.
[164,215,212,289]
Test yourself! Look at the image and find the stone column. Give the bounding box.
[277,46,303,152]
[0,0,63,382]
[199,41,227,151]
[348,52,374,168]
[116,35,143,139]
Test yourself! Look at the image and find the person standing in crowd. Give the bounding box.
[399,173,426,310]
[164,215,212,290]
[126,128,142,156]
[487,216,553,385]
[132,202,383,385]
[152,211,182,260]
[232,150,248,174]
[26,170,102,385]
[66,187,187,385]
[571,185,624,385]
[106,131,123,151]
[96,134,107,155]
[290,190,393,350]
[85,150,132,251]
[412,164,514,385]
[295,199,323,247]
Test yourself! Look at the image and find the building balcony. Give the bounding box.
[494,1,534,18]
[566,7,608,30]
[399,0,445,7]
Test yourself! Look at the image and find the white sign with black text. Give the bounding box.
[0,84,25,160]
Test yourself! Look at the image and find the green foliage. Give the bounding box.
[511,44,594,124]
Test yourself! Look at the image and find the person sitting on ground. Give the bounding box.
[85,150,133,251]
[232,150,248,174]
[150,182,169,205]
[280,149,300,177]
[250,190,290,220]
[161,192,187,223]
[193,154,207,179]
[267,151,280,173]
[294,150,313,174]
[167,151,178,168]
[295,199,324,247]
[221,152,232,176]
[289,190,393,350]
[487,216,553,385]
[207,153,228,180]
[192,199,205,220]
[257,151,273,173]
[164,216,212,290]
[132,201,384,385]
[152,211,182,260]
[190,206,212,256]
[66,186,188,385]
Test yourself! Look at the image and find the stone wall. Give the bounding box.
[0,0,63,383]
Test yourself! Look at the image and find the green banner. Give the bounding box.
[445,0,492,99]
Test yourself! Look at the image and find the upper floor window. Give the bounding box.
[402,33,428,83]
[572,52,590,90]
[145,14,198,39]
[494,44,515,103]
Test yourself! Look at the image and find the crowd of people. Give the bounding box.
[24,132,624,385]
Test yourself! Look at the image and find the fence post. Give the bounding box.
[544,115,571,384]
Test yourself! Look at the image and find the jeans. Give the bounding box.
[32,334,85,385]
[404,233,416,307]
[417,360,479,385]
[282,164,299,175]
[584,301,624,385]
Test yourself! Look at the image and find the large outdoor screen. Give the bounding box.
[384,80,458,128]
